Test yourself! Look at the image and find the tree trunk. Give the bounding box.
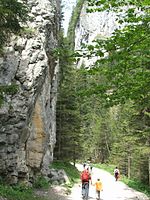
[73,142,76,167]
[58,105,62,159]
[148,155,150,186]
[104,131,110,156]
[128,155,131,179]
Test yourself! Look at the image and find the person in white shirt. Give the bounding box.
[114,167,120,181]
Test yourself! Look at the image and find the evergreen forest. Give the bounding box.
[55,0,150,189]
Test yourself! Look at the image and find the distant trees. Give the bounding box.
[78,0,150,186]
[0,0,28,51]
[55,0,150,187]
[54,36,85,165]
[67,0,85,50]
[0,0,28,106]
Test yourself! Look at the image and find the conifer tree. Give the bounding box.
[0,0,28,50]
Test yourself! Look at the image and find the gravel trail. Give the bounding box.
[69,164,150,200]
[34,164,149,200]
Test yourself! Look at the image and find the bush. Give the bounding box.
[33,176,49,189]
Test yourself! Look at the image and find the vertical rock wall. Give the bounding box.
[0,0,60,184]
[75,2,119,68]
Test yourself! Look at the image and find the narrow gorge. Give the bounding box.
[0,1,150,199]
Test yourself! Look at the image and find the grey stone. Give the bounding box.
[19,127,30,144]
[32,41,41,49]
[36,16,43,22]
[38,53,45,60]
[10,171,18,177]
[59,179,65,184]
[8,134,19,144]
[7,174,18,184]
[14,122,26,129]
[0,0,60,185]
[29,52,39,64]
[75,2,122,68]
[7,146,16,153]
[0,135,7,144]
[52,180,59,185]
[14,38,27,51]
[48,170,58,178]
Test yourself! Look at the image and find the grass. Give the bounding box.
[121,176,150,198]
[93,163,150,198]
[33,176,49,189]
[0,184,48,200]
[0,161,80,199]
[0,84,18,107]
[93,163,115,175]
[0,175,50,200]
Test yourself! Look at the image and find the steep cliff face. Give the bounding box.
[75,2,119,67]
[0,0,60,184]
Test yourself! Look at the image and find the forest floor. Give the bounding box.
[35,164,150,200]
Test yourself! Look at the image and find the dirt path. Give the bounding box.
[69,164,149,200]
[37,164,149,200]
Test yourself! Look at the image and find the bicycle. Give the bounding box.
[82,182,89,200]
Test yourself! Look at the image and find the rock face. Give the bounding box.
[75,2,120,67]
[0,0,60,184]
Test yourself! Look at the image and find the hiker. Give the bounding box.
[83,163,86,169]
[93,178,103,200]
[90,166,93,172]
[81,167,91,198]
[114,166,120,181]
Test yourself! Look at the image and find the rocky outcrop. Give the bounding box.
[0,0,60,184]
[75,2,120,67]
[42,168,70,185]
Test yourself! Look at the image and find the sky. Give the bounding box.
[61,0,77,36]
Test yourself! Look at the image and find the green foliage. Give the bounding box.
[122,178,150,197]
[50,161,80,184]
[78,94,113,162]
[55,35,85,164]
[20,27,35,36]
[33,176,49,189]
[87,0,150,13]
[67,0,85,50]
[81,1,150,109]
[56,0,150,189]
[0,0,28,50]
[93,163,115,175]
[73,0,150,187]
[0,84,19,107]
[51,161,80,194]
[0,183,47,200]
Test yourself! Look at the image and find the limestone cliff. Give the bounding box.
[0,0,60,184]
[75,2,119,67]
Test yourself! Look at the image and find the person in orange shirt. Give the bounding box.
[93,178,103,200]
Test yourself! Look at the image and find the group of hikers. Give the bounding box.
[80,163,120,200]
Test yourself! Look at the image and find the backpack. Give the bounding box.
[115,169,119,174]
[81,170,90,181]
